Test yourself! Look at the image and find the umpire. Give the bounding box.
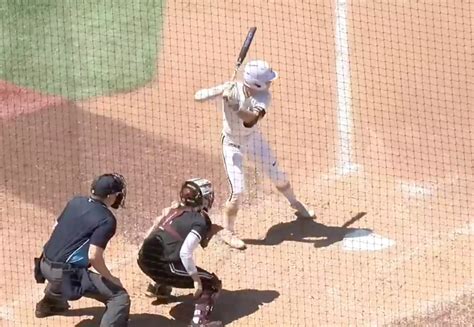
[34,173,131,327]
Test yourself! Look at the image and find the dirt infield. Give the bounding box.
[0,1,472,326]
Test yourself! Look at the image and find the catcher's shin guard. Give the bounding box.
[188,319,223,327]
[189,289,223,327]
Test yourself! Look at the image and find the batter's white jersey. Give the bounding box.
[220,82,271,144]
[219,81,287,197]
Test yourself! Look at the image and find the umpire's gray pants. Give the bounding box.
[40,259,131,327]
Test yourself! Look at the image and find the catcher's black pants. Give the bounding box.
[137,247,222,324]
[137,254,217,291]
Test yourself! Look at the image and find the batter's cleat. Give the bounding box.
[145,283,173,299]
[219,229,246,250]
[291,201,316,220]
[35,297,70,318]
[188,320,224,327]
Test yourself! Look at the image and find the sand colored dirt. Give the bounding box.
[0,1,472,326]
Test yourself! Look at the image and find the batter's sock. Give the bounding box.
[277,183,298,205]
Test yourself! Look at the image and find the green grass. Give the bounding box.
[0,0,164,99]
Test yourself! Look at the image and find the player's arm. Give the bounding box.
[240,107,265,127]
[88,219,122,286]
[179,230,201,275]
[223,82,266,126]
[179,230,203,296]
[89,245,117,282]
[240,95,268,127]
[194,82,231,102]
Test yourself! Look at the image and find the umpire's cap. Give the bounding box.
[91,173,126,197]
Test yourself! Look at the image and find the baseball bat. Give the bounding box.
[194,27,257,101]
[230,26,257,81]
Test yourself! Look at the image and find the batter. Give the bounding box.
[198,60,315,249]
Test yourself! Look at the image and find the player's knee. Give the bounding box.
[227,193,242,207]
[210,273,222,293]
[199,276,221,305]
[275,181,291,192]
[110,291,131,311]
[224,204,238,217]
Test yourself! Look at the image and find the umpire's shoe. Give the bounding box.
[291,201,316,220]
[35,296,70,318]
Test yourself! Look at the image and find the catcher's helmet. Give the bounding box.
[180,178,214,211]
[91,173,127,208]
[243,60,278,91]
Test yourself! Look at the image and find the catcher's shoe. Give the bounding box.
[145,283,173,299]
[188,320,224,327]
[219,229,246,250]
[291,201,316,220]
[35,297,70,318]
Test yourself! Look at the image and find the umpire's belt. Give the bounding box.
[43,256,75,271]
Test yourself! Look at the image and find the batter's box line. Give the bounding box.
[318,164,363,182]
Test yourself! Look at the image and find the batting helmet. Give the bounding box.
[243,60,278,91]
[180,178,215,212]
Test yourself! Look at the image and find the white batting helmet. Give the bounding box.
[243,60,278,91]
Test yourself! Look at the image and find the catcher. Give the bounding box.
[137,178,223,327]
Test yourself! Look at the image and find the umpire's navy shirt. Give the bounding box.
[43,196,117,268]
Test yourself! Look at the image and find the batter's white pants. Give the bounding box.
[221,132,288,200]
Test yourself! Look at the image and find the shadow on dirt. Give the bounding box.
[0,103,227,243]
[63,306,182,326]
[243,212,371,248]
[169,288,280,326]
[63,288,279,326]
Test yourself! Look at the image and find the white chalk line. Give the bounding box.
[342,231,396,251]
[335,0,360,176]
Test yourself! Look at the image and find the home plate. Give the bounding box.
[342,229,395,251]
[0,305,14,321]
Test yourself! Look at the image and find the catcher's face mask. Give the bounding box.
[91,173,127,209]
[110,173,127,209]
[180,178,214,211]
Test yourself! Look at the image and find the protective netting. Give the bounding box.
[0,0,472,326]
